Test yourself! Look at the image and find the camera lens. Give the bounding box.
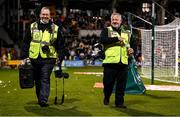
[42,45,50,53]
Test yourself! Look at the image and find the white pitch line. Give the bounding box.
[94,83,180,91]
[74,72,103,75]
[145,85,180,91]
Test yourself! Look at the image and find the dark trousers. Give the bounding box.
[103,64,128,105]
[32,60,55,103]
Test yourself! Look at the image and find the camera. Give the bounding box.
[42,45,50,53]
[92,43,105,60]
[54,66,69,79]
[55,70,69,79]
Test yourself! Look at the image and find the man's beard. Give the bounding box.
[40,19,49,24]
[112,23,120,29]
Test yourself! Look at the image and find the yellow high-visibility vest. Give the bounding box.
[103,26,129,64]
[29,22,58,59]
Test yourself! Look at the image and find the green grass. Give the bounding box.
[0,67,180,116]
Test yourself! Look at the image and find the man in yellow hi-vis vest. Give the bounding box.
[21,7,65,107]
[100,12,133,108]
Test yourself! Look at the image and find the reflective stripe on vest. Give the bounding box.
[103,26,129,64]
[29,22,58,59]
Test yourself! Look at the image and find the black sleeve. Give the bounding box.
[99,28,119,44]
[54,27,65,64]
[20,25,31,59]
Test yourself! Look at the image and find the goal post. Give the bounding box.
[140,18,180,83]
[128,9,180,83]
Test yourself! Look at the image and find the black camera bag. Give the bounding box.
[19,64,34,89]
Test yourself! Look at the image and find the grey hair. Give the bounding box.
[40,7,50,13]
[110,12,122,20]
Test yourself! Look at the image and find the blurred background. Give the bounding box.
[0,0,179,68]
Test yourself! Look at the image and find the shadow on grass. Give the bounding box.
[126,99,148,106]
[109,98,163,116]
[144,93,175,99]
[24,98,92,116]
[112,106,163,116]
[26,98,80,105]
[24,105,92,116]
[60,98,80,104]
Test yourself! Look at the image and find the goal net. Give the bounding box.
[140,18,180,83]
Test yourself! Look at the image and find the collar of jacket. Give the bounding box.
[111,25,125,32]
[37,20,53,32]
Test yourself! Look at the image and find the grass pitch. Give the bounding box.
[0,66,180,116]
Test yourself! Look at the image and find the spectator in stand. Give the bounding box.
[1,48,7,67]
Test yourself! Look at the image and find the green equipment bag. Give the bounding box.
[125,56,146,94]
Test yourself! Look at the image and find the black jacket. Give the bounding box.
[99,26,122,45]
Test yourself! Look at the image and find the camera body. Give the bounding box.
[54,66,69,79]
[54,70,69,79]
[91,43,105,60]
[42,45,50,53]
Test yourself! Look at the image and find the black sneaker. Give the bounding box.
[116,104,127,108]
[39,102,49,107]
[103,98,109,105]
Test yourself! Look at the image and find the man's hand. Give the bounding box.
[128,48,134,56]
[21,58,30,65]
[118,37,125,46]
